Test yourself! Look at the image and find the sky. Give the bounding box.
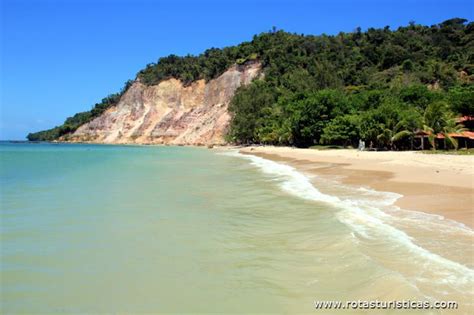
[1,0,473,140]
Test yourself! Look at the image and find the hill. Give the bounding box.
[28,18,473,149]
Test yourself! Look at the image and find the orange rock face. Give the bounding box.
[66,62,261,145]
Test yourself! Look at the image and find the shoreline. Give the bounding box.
[6,141,474,228]
[239,146,474,229]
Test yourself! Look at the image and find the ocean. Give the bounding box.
[1,143,472,313]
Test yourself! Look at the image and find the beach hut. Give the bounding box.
[455,116,474,129]
[414,130,474,149]
[414,130,430,150]
[435,131,474,149]
[413,116,474,150]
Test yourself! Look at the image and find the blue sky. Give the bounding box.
[1,0,473,140]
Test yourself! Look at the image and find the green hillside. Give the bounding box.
[28,18,473,149]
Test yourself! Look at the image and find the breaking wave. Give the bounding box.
[221,150,474,294]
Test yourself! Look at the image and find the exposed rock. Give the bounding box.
[65,62,261,144]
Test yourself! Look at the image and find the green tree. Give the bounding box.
[440,118,467,150]
[422,100,458,150]
[287,90,349,147]
[320,115,361,147]
[227,81,278,144]
[448,85,474,116]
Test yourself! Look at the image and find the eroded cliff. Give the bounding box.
[63,62,260,145]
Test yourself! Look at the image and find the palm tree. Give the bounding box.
[422,124,437,150]
[377,113,420,150]
[422,100,466,150]
[376,122,411,150]
[376,124,393,149]
[392,128,413,145]
[422,101,450,150]
[440,118,467,150]
[394,110,422,150]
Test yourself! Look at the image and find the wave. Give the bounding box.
[221,150,474,292]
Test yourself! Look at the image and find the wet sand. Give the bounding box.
[239,147,474,228]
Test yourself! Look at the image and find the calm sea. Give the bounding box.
[1,143,472,313]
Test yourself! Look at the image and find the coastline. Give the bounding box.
[238,146,474,229]
[11,141,474,229]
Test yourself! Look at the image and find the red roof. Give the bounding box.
[436,131,474,139]
[415,130,474,139]
[455,116,474,123]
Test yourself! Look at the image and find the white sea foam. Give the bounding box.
[221,150,474,288]
[226,151,340,204]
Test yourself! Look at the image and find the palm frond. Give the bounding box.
[391,130,412,142]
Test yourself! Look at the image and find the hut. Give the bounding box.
[456,116,474,129]
[414,130,474,149]
[436,131,474,149]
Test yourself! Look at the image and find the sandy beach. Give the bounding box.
[239,146,474,228]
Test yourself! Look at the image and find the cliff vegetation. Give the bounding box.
[28,18,473,149]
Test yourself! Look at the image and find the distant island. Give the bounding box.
[28,18,473,151]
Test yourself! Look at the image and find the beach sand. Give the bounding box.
[239,147,474,228]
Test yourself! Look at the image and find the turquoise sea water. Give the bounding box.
[1,143,473,313]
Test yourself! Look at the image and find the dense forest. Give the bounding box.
[28,18,474,149]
